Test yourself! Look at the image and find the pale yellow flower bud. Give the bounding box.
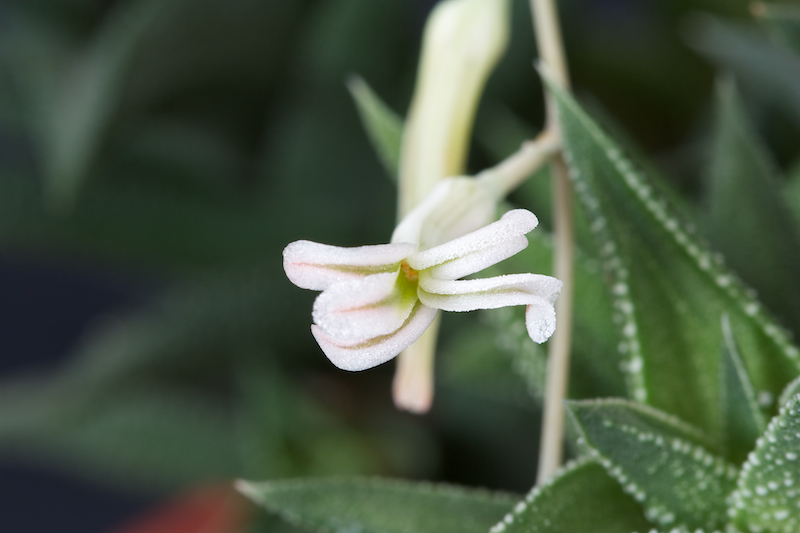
[397,0,511,218]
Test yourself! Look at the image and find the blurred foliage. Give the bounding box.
[3,0,800,532]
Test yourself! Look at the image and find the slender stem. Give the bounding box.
[476,130,560,199]
[537,156,574,483]
[530,0,575,484]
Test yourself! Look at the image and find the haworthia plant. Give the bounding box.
[567,399,737,531]
[237,477,517,533]
[490,457,651,533]
[729,393,800,533]
[550,76,800,437]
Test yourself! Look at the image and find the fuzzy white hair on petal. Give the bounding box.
[311,303,439,371]
[407,209,538,271]
[283,240,416,290]
[312,271,416,342]
[525,299,557,344]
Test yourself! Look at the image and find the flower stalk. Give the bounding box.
[529,0,576,484]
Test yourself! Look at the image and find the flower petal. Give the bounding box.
[526,299,557,343]
[406,209,538,275]
[417,272,562,311]
[423,235,529,280]
[311,303,439,371]
[312,271,417,342]
[283,240,416,290]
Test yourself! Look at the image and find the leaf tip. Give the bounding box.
[233,479,264,504]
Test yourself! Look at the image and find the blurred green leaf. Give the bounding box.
[567,399,737,531]
[754,2,800,56]
[0,173,281,270]
[0,377,241,491]
[686,15,800,126]
[552,78,800,435]
[729,393,800,533]
[237,477,517,533]
[705,79,800,332]
[0,269,298,489]
[719,315,767,464]
[347,75,404,180]
[784,161,800,226]
[41,0,170,210]
[497,457,652,533]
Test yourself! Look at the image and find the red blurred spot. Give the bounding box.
[108,486,250,533]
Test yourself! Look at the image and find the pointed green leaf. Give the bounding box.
[550,77,800,435]
[493,457,651,533]
[347,75,404,180]
[754,2,800,56]
[729,393,800,533]
[567,399,738,531]
[705,80,800,331]
[719,314,768,463]
[237,477,517,533]
[778,374,800,410]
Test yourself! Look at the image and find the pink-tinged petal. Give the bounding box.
[423,235,528,281]
[417,272,562,311]
[311,303,439,371]
[406,209,538,274]
[526,299,557,343]
[312,271,417,342]
[283,240,416,290]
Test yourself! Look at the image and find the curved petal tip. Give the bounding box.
[525,299,557,343]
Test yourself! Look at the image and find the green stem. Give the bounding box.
[530,0,575,485]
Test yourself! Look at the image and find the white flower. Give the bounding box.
[283,208,562,372]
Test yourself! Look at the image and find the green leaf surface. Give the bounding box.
[492,457,651,533]
[347,75,404,180]
[719,315,768,464]
[491,228,626,400]
[567,399,738,531]
[778,374,800,410]
[237,477,517,533]
[551,78,800,435]
[729,393,800,533]
[705,80,800,332]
